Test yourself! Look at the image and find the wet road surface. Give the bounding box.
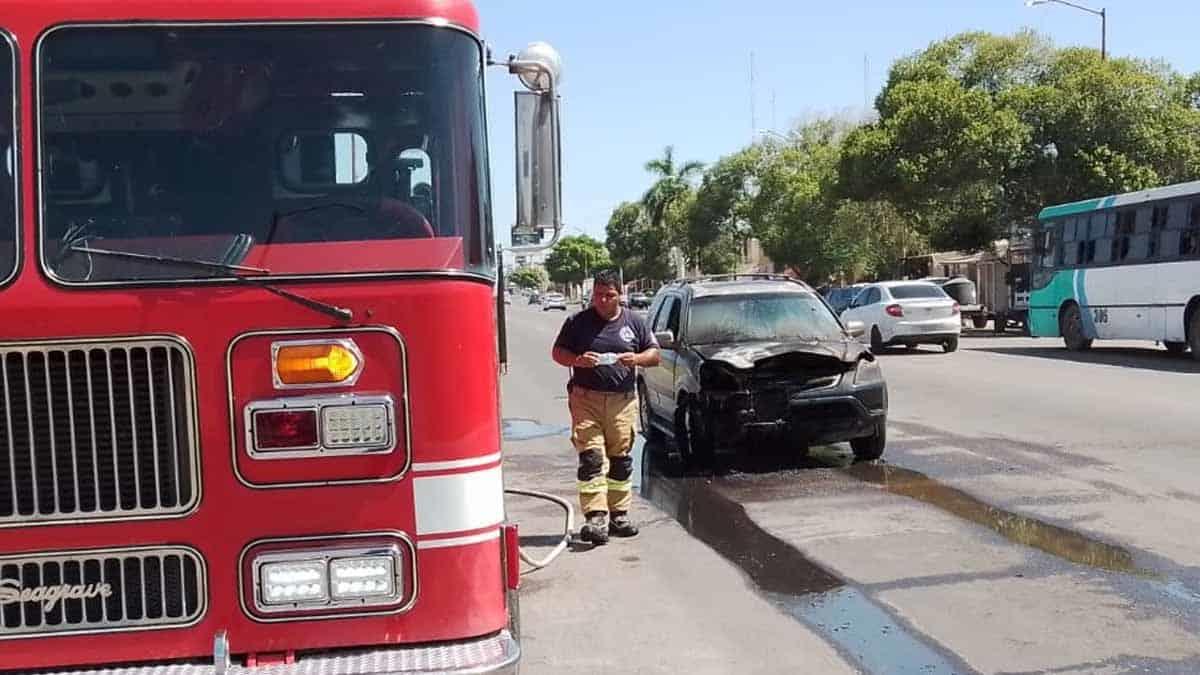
[502,304,1200,674]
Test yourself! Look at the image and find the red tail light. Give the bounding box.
[885,304,904,318]
[253,409,319,450]
[952,302,961,315]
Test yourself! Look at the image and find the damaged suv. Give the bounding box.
[639,275,888,464]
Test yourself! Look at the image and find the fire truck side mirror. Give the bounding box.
[514,90,561,240]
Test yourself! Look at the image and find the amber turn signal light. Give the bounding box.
[273,340,362,387]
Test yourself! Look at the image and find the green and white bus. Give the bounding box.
[1029,180,1200,358]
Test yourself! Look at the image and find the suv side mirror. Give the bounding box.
[844,320,866,338]
[654,330,675,350]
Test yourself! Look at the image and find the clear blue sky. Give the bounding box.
[479,1,1200,248]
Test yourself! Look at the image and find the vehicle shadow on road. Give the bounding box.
[872,347,947,357]
[642,440,850,480]
[971,346,1200,374]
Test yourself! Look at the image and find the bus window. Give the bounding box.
[1039,227,1058,269]
[1182,203,1200,257]
[1114,210,1135,261]
[1152,205,1168,230]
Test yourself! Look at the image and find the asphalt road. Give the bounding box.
[501,301,1200,674]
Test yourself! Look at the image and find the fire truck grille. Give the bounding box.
[0,339,199,526]
[0,547,206,638]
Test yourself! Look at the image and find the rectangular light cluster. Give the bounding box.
[246,394,396,458]
[255,547,402,613]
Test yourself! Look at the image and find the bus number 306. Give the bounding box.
[1092,308,1109,324]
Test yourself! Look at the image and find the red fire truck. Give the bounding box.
[0,1,563,672]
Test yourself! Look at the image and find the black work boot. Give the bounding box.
[609,511,639,538]
[579,511,609,545]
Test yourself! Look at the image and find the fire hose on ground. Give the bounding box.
[504,488,575,574]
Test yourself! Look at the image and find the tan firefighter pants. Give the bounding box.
[568,386,638,515]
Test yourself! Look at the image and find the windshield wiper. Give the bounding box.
[67,244,354,322]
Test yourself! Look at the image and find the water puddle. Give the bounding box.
[501,418,570,442]
[637,445,971,673]
[844,463,1154,577]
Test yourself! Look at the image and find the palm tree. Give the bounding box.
[641,146,705,229]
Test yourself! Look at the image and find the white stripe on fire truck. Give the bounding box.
[413,465,504,536]
[410,451,503,474]
[416,530,501,550]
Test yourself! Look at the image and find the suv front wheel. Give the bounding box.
[851,419,886,462]
[675,399,715,467]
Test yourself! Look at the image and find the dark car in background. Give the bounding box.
[824,283,868,315]
[639,275,888,466]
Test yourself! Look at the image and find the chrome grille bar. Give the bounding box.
[0,338,198,527]
[0,546,206,638]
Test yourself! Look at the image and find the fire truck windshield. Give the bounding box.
[0,34,14,287]
[37,24,491,284]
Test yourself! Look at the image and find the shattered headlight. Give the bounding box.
[853,357,883,386]
[699,362,744,390]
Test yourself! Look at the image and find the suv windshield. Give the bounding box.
[889,284,948,299]
[0,35,15,285]
[38,24,489,283]
[688,292,846,345]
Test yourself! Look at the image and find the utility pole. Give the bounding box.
[771,89,777,132]
[749,51,757,140]
[864,54,870,112]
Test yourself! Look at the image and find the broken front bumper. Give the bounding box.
[32,630,519,675]
[701,379,887,446]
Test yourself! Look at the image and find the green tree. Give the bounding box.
[747,119,878,284]
[544,235,611,286]
[687,146,763,274]
[641,146,704,268]
[605,201,674,282]
[841,30,1200,251]
[508,266,548,291]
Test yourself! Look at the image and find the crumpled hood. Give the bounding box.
[692,339,866,369]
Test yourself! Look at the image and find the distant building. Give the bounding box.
[736,237,775,274]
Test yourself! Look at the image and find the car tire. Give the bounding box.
[1060,303,1093,351]
[870,326,885,353]
[676,399,714,468]
[943,337,958,353]
[851,420,886,462]
[972,315,988,329]
[1165,341,1188,355]
[638,381,664,444]
[1189,309,1200,362]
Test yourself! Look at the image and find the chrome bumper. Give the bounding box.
[28,631,519,675]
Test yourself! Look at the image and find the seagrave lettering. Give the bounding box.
[0,578,114,612]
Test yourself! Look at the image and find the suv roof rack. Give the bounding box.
[666,273,810,287]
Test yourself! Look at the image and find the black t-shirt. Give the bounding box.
[554,308,658,392]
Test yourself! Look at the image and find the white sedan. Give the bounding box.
[541,293,568,311]
[840,281,961,352]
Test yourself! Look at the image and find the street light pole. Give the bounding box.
[1026,0,1107,60]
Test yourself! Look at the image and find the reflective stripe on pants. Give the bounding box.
[569,386,638,514]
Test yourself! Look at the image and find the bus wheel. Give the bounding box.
[1165,341,1188,355]
[1188,310,1200,361]
[1060,304,1093,351]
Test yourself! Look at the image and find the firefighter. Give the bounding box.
[552,270,661,545]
